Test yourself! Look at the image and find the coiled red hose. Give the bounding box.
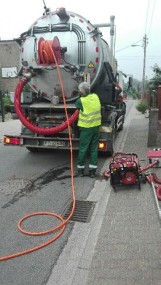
[14,78,79,135]
[146,173,161,201]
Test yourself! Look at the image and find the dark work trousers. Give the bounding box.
[77,126,99,170]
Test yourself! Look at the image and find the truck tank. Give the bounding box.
[19,7,117,104]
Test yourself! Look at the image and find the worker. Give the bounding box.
[75,82,101,178]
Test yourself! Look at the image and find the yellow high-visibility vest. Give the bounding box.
[78,93,101,128]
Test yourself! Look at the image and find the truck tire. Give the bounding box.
[109,126,116,156]
[102,130,115,157]
[117,123,123,131]
[117,115,125,131]
[108,148,114,157]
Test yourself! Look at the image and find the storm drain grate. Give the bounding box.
[63,200,96,223]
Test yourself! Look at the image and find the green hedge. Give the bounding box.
[136,100,148,114]
[4,95,12,112]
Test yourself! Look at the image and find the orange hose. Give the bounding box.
[0,40,76,261]
[39,39,57,64]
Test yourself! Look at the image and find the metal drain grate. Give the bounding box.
[0,179,31,195]
[63,200,96,223]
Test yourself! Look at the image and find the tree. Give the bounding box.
[148,64,161,92]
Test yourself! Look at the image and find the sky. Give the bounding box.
[0,0,160,81]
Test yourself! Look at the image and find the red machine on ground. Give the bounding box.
[107,152,145,191]
[104,150,161,192]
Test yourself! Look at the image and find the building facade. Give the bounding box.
[0,40,20,94]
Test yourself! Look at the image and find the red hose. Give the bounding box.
[146,173,161,201]
[141,160,158,172]
[156,185,161,201]
[152,173,161,184]
[14,78,79,135]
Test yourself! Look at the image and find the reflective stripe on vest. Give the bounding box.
[78,94,101,128]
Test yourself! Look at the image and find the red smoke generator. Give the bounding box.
[104,150,161,191]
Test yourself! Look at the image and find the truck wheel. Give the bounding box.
[104,129,115,156]
[108,128,115,156]
[117,124,123,131]
[116,114,125,131]
[117,119,124,131]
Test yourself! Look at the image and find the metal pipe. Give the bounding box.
[94,15,115,70]
[94,23,111,28]
[150,175,161,219]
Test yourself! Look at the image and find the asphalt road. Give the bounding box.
[0,100,133,285]
[0,132,106,285]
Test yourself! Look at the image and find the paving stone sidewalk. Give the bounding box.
[86,109,161,285]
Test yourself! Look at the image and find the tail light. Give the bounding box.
[98,141,107,150]
[4,137,21,145]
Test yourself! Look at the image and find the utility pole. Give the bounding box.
[0,90,5,122]
[142,34,148,99]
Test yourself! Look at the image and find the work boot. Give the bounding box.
[89,169,96,178]
[77,169,84,177]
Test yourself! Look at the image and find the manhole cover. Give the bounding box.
[0,179,30,195]
[63,200,96,223]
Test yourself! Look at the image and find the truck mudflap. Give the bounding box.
[116,114,125,131]
[98,125,115,155]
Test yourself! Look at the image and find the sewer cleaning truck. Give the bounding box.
[4,4,129,155]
